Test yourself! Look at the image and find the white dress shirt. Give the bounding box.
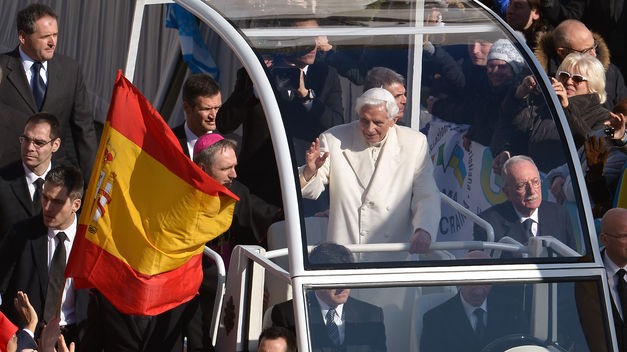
[316,294,345,344]
[183,122,212,157]
[516,208,539,237]
[461,294,488,331]
[19,46,48,87]
[23,163,51,200]
[47,215,78,326]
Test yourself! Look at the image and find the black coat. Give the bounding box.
[171,124,191,158]
[217,68,282,207]
[271,292,387,352]
[563,93,610,148]
[491,91,564,172]
[420,292,527,352]
[0,215,88,334]
[473,201,575,250]
[273,61,344,165]
[535,32,627,111]
[0,49,97,181]
[0,161,43,239]
[81,290,193,352]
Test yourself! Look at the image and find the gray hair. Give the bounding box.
[501,155,538,186]
[363,67,405,91]
[354,88,399,120]
[193,139,237,168]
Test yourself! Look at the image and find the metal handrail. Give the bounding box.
[440,192,495,242]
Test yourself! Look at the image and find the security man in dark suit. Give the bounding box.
[271,243,387,352]
[0,165,88,347]
[420,251,528,352]
[0,4,97,182]
[0,112,60,239]
[171,73,221,157]
[600,207,627,351]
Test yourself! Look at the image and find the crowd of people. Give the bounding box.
[0,1,627,352]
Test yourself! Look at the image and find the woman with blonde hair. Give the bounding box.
[553,52,609,148]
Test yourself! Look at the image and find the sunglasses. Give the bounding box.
[556,71,588,84]
[564,42,598,55]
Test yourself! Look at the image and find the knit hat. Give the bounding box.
[487,39,525,75]
[193,133,224,158]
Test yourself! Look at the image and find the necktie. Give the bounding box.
[522,218,534,239]
[32,178,44,213]
[617,269,627,321]
[474,308,486,342]
[326,308,341,346]
[44,232,67,322]
[31,61,46,111]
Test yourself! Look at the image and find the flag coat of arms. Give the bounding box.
[66,71,238,316]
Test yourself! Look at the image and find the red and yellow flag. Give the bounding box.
[0,311,17,352]
[66,71,237,316]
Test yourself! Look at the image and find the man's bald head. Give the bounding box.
[600,208,627,267]
[553,20,597,60]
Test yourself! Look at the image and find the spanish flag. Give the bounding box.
[0,311,17,352]
[66,71,238,316]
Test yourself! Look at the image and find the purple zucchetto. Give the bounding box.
[193,133,224,157]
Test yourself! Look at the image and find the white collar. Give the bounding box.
[47,214,78,243]
[19,46,48,71]
[515,207,539,224]
[315,293,344,322]
[22,162,51,184]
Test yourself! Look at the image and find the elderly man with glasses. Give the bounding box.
[473,155,575,251]
[535,19,627,110]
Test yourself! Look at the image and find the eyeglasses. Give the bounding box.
[556,71,588,84]
[509,178,541,192]
[19,135,54,149]
[603,232,627,240]
[563,41,598,55]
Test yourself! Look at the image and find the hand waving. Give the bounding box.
[303,138,329,181]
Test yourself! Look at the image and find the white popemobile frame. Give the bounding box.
[126,1,618,351]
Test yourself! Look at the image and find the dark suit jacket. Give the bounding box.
[0,48,97,181]
[0,161,44,239]
[598,249,627,352]
[273,61,344,165]
[420,292,526,352]
[271,293,386,352]
[171,124,190,158]
[183,180,280,351]
[225,180,281,247]
[473,201,574,250]
[0,101,28,169]
[16,329,38,351]
[0,215,88,335]
[217,68,282,207]
[81,290,195,352]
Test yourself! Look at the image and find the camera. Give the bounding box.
[604,125,615,137]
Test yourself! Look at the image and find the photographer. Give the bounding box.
[268,18,344,166]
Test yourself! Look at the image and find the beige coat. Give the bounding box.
[300,121,440,262]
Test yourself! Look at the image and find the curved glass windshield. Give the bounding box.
[296,278,612,352]
[229,0,593,266]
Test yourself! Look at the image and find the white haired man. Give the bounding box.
[300,88,440,262]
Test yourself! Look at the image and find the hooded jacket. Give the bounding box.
[535,32,627,110]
